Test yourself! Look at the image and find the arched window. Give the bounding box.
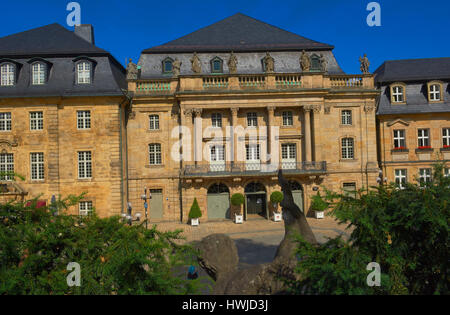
[289,181,303,191]
[428,81,443,102]
[0,63,15,86]
[162,57,173,74]
[310,54,321,71]
[210,57,223,73]
[208,183,229,194]
[245,182,266,193]
[32,62,46,85]
[77,61,91,84]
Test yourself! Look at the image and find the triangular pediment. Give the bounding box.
[387,118,410,127]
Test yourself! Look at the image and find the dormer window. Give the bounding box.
[0,63,15,86]
[32,62,46,85]
[390,83,406,104]
[162,58,173,74]
[77,61,91,84]
[310,54,321,71]
[211,57,223,73]
[428,81,443,102]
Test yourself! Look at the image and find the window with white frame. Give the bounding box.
[77,61,91,84]
[393,130,406,149]
[30,153,44,180]
[149,144,162,165]
[395,169,407,189]
[211,113,222,128]
[77,111,91,129]
[417,129,430,147]
[78,151,92,179]
[429,84,441,101]
[392,85,404,103]
[79,201,93,216]
[247,112,257,127]
[210,145,225,163]
[0,63,15,86]
[30,112,43,130]
[282,111,293,126]
[281,143,296,169]
[0,113,11,131]
[149,115,160,130]
[246,144,260,161]
[419,168,432,185]
[0,153,14,181]
[32,62,46,85]
[341,138,354,159]
[443,128,450,147]
[341,110,352,125]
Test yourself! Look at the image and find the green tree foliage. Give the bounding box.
[188,198,202,219]
[0,195,202,295]
[231,193,245,206]
[288,164,449,295]
[310,191,328,212]
[270,191,284,204]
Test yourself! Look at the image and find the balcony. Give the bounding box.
[182,161,327,177]
[131,72,374,95]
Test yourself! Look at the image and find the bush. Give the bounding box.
[230,193,245,206]
[188,198,202,219]
[270,191,284,204]
[0,194,202,295]
[310,191,328,212]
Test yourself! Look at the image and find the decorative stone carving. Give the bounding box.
[324,104,331,114]
[230,107,239,116]
[263,52,274,73]
[172,59,181,77]
[126,58,138,80]
[300,50,310,72]
[304,104,320,113]
[319,54,328,72]
[228,52,238,74]
[193,108,203,117]
[360,54,370,74]
[267,106,276,112]
[191,52,202,74]
[183,108,193,116]
[364,103,375,113]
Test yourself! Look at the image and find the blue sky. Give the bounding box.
[1,0,449,73]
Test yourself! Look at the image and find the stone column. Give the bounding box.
[267,106,276,164]
[193,109,203,165]
[303,106,312,162]
[231,107,239,163]
[182,109,194,164]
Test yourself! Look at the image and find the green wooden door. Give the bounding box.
[149,189,163,219]
[207,192,230,220]
[292,190,303,212]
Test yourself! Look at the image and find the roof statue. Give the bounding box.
[126,58,138,80]
[300,50,310,72]
[360,53,370,74]
[319,53,328,72]
[263,52,274,73]
[228,51,238,74]
[191,52,202,74]
[172,59,181,76]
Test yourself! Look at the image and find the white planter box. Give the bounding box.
[191,218,199,226]
[273,212,282,222]
[235,214,244,224]
[315,211,324,219]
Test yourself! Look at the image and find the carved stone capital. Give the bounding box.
[364,104,375,113]
[230,107,239,116]
[324,104,331,114]
[303,105,313,113]
[267,106,276,112]
[183,108,193,116]
[193,108,203,117]
[312,105,321,113]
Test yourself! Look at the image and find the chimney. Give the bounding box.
[74,24,95,45]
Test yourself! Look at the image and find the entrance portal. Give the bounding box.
[207,183,230,220]
[244,182,267,219]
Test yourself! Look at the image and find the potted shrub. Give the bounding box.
[231,193,245,224]
[311,191,328,219]
[270,191,284,222]
[188,198,202,226]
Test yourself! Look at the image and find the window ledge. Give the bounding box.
[77,178,93,182]
[415,148,434,153]
[146,164,164,168]
[339,158,358,162]
[147,129,161,133]
[391,148,409,153]
[440,147,450,152]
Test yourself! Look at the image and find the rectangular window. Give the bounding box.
[32,63,46,85]
[443,128,450,147]
[282,111,293,126]
[0,153,14,181]
[429,84,441,101]
[392,86,404,103]
[341,110,352,125]
[30,153,44,180]
[77,111,91,130]
[78,151,92,179]
[247,112,257,127]
[246,144,260,161]
[149,115,160,130]
[281,143,296,169]
[30,112,44,130]
[419,168,432,185]
[0,112,12,131]
[341,138,354,159]
[393,130,406,149]
[1,64,15,86]
[417,129,430,148]
[395,169,407,189]
[211,113,222,128]
[343,183,357,198]
[210,145,225,162]
[79,201,93,216]
[77,62,91,84]
[149,144,162,165]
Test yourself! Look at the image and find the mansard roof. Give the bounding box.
[375,57,450,83]
[143,13,334,53]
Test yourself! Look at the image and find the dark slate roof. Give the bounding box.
[143,13,333,53]
[375,57,450,83]
[0,24,126,98]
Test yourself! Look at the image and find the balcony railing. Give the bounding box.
[275,75,301,88]
[239,75,266,89]
[329,75,364,88]
[183,161,327,177]
[136,80,171,93]
[203,76,229,89]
